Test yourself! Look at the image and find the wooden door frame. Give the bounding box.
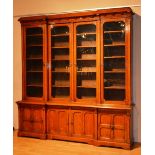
[48,23,74,103]
[73,21,100,104]
[21,23,47,101]
[100,17,131,105]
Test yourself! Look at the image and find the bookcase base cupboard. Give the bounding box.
[17,7,134,149]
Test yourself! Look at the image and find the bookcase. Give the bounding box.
[17,7,133,149]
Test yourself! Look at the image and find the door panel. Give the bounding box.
[32,122,43,133]
[57,110,69,136]
[21,107,32,132]
[70,109,96,139]
[22,107,31,121]
[83,112,95,138]
[113,129,125,142]
[20,106,44,133]
[22,121,32,132]
[113,114,126,142]
[98,113,112,141]
[99,128,111,140]
[47,108,69,136]
[32,109,44,133]
[71,111,83,137]
[98,110,128,143]
[47,109,58,134]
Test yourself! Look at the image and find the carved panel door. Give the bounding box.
[98,112,113,141]
[47,107,69,137]
[19,105,45,134]
[112,113,130,143]
[70,109,96,139]
[98,110,129,143]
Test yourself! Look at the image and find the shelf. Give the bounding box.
[26,34,42,37]
[52,47,69,49]
[53,95,69,98]
[26,84,43,87]
[104,30,124,34]
[77,58,96,61]
[27,70,43,73]
[52,34,69,37]
[104,85,125,89]
[104,70,125,73]
[77,46,96,48]
[27,44,43,47]
[52,58,69,61]
[52,85,69,88]
[26,57,43,60]
[77,71,96,73]
[104,56,125,59]
[80,96,96,99]
[104,43,125,47]
[77,86,96,88]
[52,71,69,73]
[76,32,96,36]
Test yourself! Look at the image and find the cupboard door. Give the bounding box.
[83,110,96,139]
[74,21,100,102]
[101,20,127,103]
[98,112,113,141]
[49,24,73,101]
[20,107,32,132]
[70,110,83,137]
[47,108,69,137]
[112,114,126,143]
[98,110,130,143]
[23,25,47,100]
[19,105,45,134]
[32,108,44,133]
[47,109,57,135]
[70,109,95,139]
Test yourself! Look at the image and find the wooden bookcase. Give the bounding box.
[17,7,133,149]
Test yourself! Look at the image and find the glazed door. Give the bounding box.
[49,24,73,101]
[23,25,47,100]
[101,19,131,104]
[74,21,100,102]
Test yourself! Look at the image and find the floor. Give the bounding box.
[13,131,141,155]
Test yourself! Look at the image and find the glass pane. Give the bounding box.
[26,27,43,97]
[26,27,43,35]
[26,46,42,59]
[103,21,125,101]
[104,21,125,31]
[26,87,43,97]
[76,24,96,99]
[52,26,69,35]
[51,26,70,98]
[26,73,43,86]
[26,36,42,45]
